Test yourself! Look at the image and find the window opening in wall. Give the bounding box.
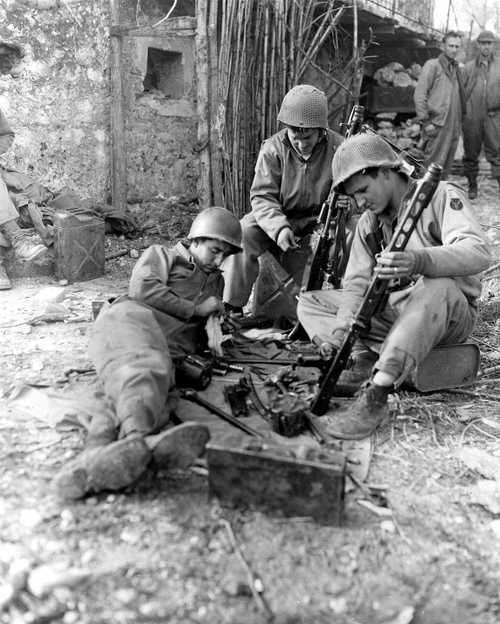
[143,48,184,98]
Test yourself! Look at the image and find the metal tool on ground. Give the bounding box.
[223,377,251,418]
[220,519,275,622]
[176,355,213,390]
[179,389,265,438]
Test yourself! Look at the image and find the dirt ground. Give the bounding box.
[1,177,500,624]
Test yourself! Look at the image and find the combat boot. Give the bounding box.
[146,421,210,469]
[324,380,392,440]
[0,262,12,289]
[467,177,477,200]
[11,233,48,262]
[53,435,152,500]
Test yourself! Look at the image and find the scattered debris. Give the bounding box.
[456,446,500,480]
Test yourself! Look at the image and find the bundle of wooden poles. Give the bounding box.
[197,0,363,217]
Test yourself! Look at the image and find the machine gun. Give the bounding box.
[300,104,366,293]
[310,162,442,416]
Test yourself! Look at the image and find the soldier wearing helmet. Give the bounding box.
[53,207,242,500]
[462,30,500,198]
[297,133,491,440]
[223,84,345,313]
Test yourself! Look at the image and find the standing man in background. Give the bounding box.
[414,31,466,178]
[462,30,500,199]
[223,84,344,313]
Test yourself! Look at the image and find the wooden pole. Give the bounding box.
[208,0,224,206]
[109,0,127,212]
[195,0,212,206]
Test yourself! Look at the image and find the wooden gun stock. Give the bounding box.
[310,162,442,415]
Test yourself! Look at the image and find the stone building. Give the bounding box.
[0,0,439,218]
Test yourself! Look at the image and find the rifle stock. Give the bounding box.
[310,162,442,415]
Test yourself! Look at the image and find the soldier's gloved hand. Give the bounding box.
[194,296,224,317]
[277,227,298,252]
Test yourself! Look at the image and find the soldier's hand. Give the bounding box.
[277,227,298,252]
[423,122,438,137]
[318,341,336,360]
[375,250,416,280]
[194,296,224,317]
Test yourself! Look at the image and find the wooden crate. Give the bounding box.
[207,441,346,525]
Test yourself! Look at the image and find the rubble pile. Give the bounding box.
[373,112,424,158]
[373,61,422,88]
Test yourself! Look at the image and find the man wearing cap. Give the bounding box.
[297,133,490,439]
[414,31,466,178]
[223,84,344,312]
[462,30,500,199]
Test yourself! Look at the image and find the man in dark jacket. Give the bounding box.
[223,84,344,312]
[462,30,500,199]
[414,31,466,178]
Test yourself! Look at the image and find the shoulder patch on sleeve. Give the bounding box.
[450,197,464,211]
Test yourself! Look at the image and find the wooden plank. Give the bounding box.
[109,0,127,213]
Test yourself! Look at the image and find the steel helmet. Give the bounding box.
[331,133,403,191]
[277,84,328,129]
[188,206,242,252]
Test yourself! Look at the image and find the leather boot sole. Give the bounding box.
[53,436,151,500]
[146,422,210,470]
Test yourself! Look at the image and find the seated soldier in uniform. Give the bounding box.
[297,133,491,440]
[53,207,242,499]
[222,84,345,314]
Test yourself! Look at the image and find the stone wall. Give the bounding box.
[0,0,200,209]
[120,18,199,203]
[0,0,111,205]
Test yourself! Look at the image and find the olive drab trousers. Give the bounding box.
[297,277,476,386]
[463,110,500,180]
[87,299,176,446]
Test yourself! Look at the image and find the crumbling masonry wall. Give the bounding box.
[120,19,198,203]
[0,1,111,205]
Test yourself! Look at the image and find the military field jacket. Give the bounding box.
[334,181,491,327]
[463,52,500,115]
[249,127,344,241]
[128,242,224,358]
[414,54,462,126]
